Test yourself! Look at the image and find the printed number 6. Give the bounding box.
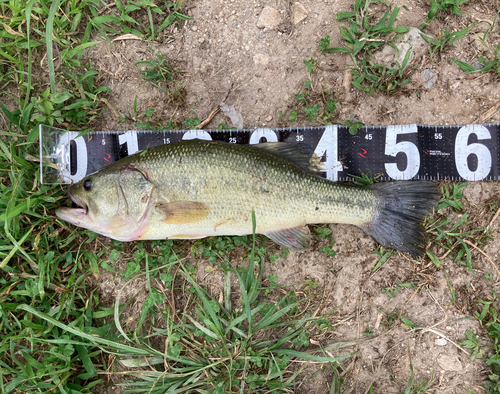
[384,125,420,180]
[455,125,492,180]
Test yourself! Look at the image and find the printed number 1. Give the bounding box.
[119,131,139,155]
[384,125,420,180]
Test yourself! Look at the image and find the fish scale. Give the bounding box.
[56,139,440,254]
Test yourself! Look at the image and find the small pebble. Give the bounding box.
[422,69,437,89]
[473,60,486,70]
[259,33,265,39]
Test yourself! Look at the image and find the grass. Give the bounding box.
[452,13,500,76]
[426,0,469,22]
[319,0,413,94]
[426,182,492,271]
[137,53,186,102]
[283,77,339,125]
[422,24,473,59]
[461,297,500,393]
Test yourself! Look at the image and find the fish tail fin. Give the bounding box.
[361,181,440,255]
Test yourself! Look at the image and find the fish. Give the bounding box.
[56,139,440,255]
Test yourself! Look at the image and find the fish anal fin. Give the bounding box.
[156,201,209,224]
[252,142,324,172]
[264,225,311,252]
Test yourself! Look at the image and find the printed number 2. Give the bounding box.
[384,125,420,180]
[455,125,492,180]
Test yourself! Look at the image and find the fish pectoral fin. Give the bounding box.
[169,234,207,239]
[264,226,311,252]
[156,201,209,224]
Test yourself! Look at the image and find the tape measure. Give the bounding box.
[39,123,500,185]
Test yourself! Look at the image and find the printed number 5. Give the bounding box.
[384,125,420,180]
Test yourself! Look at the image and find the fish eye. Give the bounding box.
[83,179,93,191]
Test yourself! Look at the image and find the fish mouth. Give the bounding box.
[55,188,89,224]
[68,188,88,215]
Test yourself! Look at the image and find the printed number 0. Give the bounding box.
[384,125,420,180]
[455,125,492,181]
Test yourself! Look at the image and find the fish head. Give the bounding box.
[56,167,155,241]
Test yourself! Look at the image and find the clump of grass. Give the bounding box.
[137,54,186,103]
[283,79,339,124]
[452,13,500,76]
[319,0,413,94]
[426,0,469,22]
[461,298,500,393]
[426,182,493,271]
[422,24,473,59]
[16,214,352,393]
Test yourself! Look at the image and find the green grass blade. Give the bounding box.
[23,0,38,110]
[46,0,61,94]
[17,304,164,357]
[272,349,352,363]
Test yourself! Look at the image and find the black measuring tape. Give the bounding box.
[39,124,500,184]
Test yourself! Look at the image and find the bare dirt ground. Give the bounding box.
[80,0,500,392]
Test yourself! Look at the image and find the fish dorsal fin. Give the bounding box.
[264,225,311,252]
[155,201,210,224]
[252,142,324,172]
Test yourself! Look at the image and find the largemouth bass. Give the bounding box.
[56,139,440,255]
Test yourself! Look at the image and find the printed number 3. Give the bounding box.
[384,125,420,180]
